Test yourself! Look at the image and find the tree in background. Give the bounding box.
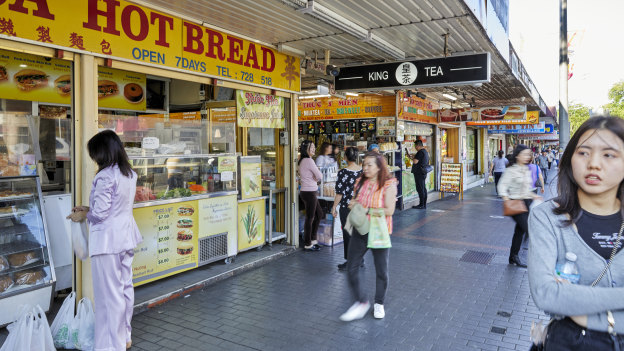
[568,102,591,135]
[605,81,624,118]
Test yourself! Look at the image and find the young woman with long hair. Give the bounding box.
[298,139,323,251]
[339,152,397,322]
[529,117,624,349]
[67,130,142,350]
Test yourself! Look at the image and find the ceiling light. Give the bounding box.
[298,94,330,99]
[442,93,457,101]
[345,92,358,96]
[19,64,27,67]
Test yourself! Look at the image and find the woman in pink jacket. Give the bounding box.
[298,140,323,251]
[67,130,142,350]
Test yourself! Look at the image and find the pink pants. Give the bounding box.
[91,250,134,351]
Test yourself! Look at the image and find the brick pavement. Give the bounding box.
[127,169,559,351]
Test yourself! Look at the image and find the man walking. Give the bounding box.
[409,140,430,209]
[536,150,549,184]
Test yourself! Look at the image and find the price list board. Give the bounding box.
[132,200,199,286]
[440,163,463,200]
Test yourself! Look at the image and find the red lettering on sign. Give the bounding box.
[150,12,173,48]
[261,47,275,72]
[226,35,243,65]
[82,0,121,36]
[205,28,225,60]
[182,21,204,54]
[8,0,55,20]
[121,5,148,41]
[244,43,260,69]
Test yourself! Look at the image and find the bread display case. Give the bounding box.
[0,175,55,326]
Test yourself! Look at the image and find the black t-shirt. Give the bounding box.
[576,210,623,260]
[411,148,430,175]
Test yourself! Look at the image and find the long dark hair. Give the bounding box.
[554,116,624,225]
[354,151,393,194]
[298,140,313,165]
[87,130,133,177]
[509,144,529,166]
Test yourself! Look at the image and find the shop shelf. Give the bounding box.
[0,260,46,276]
[0,240,44,257]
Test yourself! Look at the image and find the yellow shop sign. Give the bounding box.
[0,0,300,92]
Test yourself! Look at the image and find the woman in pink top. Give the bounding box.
[298,140,323,251]
[67,130,142,350]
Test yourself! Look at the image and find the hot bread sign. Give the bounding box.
[0,0,300,92]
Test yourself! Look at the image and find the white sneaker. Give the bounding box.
[339,301,370,322]
[373,303,385,319]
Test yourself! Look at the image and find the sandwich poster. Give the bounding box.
[236,90,285,128]
[132,200,199,286]
[466,107,539,125]
[97,67,146,111]
[0,49,71,105]
[237,199,265,252]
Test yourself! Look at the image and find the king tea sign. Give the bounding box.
[335,53,490,91]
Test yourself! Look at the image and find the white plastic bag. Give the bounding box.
[71,221,89,260]
[333,206,343,239]
[31,305,56,351]
[50,291,76,349]
[72,298,95,351]
[0,305,54,351]
[0,309,31,351]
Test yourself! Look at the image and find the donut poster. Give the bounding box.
[97,67,146,111]
[0,49,71,105]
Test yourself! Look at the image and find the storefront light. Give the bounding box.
[19,64,27,67]
[298,94,330,99]
[442,93,457,101]
[345,92,358,97]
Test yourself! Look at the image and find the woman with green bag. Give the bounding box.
[339,152,397,322]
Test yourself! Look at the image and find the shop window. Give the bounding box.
[146,79,166,111]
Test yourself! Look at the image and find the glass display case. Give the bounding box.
[0,175,55,326]
[131,154,238,205]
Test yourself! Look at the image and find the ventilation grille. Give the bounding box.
[199,232,228,266]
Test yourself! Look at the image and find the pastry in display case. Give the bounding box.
[131,154,238,204]
[0,176,55,326]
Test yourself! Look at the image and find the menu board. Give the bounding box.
[240,157,262,200]
[440,163,462,194]
[238,199,266,252]
[97,66,147,111]
[377,117,396,136]
[132,200,199,286]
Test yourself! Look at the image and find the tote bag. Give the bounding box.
[367,208,391,249]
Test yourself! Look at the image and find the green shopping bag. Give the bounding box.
[367,208,391,249]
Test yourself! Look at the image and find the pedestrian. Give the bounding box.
[368,143,380,153]
[489,150,508,194]
[537,150,550,184]
[315,142,336,168]
[66,130,142,351]
[298,140,323,251]
[528,154,545,195]
[340,152,397,321]
[497,144,542,267]
[547,148,555,169]
[332,147,362,271]
[331,143,342,168]
[528,116,624,349]
[406,139,430,209]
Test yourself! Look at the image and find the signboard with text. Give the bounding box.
[236,90,285,128]
[467,109,539,125]
[397,91,438,124]
[298,94,395,121]
[487,122,545,134]
[0,0,300,92]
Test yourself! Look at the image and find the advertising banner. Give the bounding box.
[132,200,199,286]
[236,90,285,128]
[240,157,262,200]
[376,117,396,136]
[238,199,265,252]
[98,67,146,111]
[467,108,539,125]
[397,91,439,124]
[298,94,395,121]
[0,0,300,92]
[438,108,473,123]
[197,195,237,239]
[0,48,71,104]
[487,122,545,134]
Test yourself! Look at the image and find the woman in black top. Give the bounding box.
[331,147,362,270]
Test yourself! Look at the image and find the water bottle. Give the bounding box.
[556,252,580,284]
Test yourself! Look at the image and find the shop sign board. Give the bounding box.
[132,200,199,286]
[438,108,473,123]
[236,90,284,128]
[197,195,237,239]
[98,66,146,111]
[0,48,71,104]
[486,122,545,134]
[298,94,395,121]
[467,109,539,125]
[404,122,434,136]
[397,91,439,124]
[545,123,555,134]
[238,199,265,252]
[335,53,490,91]
[0,0,300,92]
[517,132,560,140]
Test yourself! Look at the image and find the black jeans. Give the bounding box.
[545,318,624,351]
[414,173,427,206]
[541,167,549,183]
[300,191,323,247]
[347,230,389,304]
[494,172,503,193]
[339,206,351,260]
[510,199,532,258]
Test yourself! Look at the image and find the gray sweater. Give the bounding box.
[528,200,624,333]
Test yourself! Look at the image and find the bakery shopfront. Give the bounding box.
[0,0,301,317]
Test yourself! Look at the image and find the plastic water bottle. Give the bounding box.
[556,252,581,284]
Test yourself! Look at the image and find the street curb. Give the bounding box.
[133,246,299,314]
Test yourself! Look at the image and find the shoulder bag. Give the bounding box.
[503,199,528,216]
[344,181,370,235]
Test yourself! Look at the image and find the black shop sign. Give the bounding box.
[335,53,490,91]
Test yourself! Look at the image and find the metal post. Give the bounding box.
[559,0,570,148]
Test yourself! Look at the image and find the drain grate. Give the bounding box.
[490,326,507,335]
[459,250,495,265]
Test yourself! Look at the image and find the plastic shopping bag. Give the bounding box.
[0,305,54,351]
[31,305,56,351]
[51,291,76,349]
[333,206,343,239]
[72,298,95,351]
[71,221,89,260]
[367,209,391,249]
[0,309,32,351]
